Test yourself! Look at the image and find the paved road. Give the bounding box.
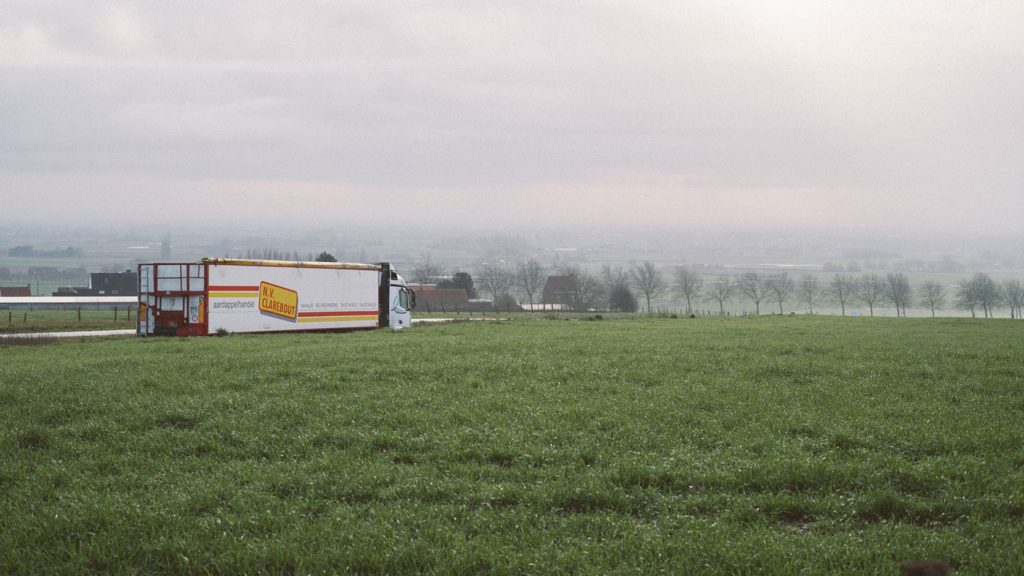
[0,329,136,339]
[0,318,500,339]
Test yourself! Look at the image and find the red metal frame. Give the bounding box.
[203,260,210,336]
[137,262,208,336]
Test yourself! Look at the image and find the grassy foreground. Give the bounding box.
[1,317,1022,574]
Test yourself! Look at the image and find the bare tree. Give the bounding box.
[476,263,513,309]
[737,272,767,315]
[765,272,795,314]
[576,269,606,312]
[674,266,704,314]
[955,277,979,317]
[562,266,605,311]
[607,283,638,312]
[919,281,946,318]
[631,261,666,313]
[978,274,1003,318]
[705,276,734,316]
[600,265,629,289]
[958,273,1002,318]
[601,265,636,312]
[856,274,886,317]
[410,254,445,285]
[884,272,913,317]
[1004,279,1023,319]
[514,259,545,309]
[798,275,822,314]
[829,274,855,316]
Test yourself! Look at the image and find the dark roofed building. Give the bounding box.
[409,284,469,312]
[54,271,138,296]
[89,271,138,296]
[542,275,577,307]
[0,285,32,297]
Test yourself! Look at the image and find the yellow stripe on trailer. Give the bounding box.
[297,315,378,323]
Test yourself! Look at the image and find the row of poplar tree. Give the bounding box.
[415,258,1023,318]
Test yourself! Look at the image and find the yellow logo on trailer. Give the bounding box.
[258,281,298,321]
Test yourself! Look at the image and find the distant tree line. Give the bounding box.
[702,271,1022,319]
[439,272,477,299]
[1,267,89,282]
[409,259,676,314]
[240,248,320,261]
[407,255,1024,318]
[230,249,369,264]
[7,246,82,258]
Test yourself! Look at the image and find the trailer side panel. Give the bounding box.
[206,263,380,333]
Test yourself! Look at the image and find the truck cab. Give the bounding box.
[389,273,413,330]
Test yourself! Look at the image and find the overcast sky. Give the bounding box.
[2,1,1022,234]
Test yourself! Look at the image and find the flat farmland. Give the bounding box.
[1,317,1022,574]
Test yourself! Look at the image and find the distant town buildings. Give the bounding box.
[52,270,138,296]
[408,284,470,312]
[0,285,32,297]
[542,275,577,308]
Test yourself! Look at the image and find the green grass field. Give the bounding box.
[0,308,136,333]
[2,317,1022,574]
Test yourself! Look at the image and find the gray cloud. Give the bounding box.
[2,1,1022,233]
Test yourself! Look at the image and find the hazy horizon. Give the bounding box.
[3,2,1023,235]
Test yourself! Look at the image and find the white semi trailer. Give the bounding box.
[137,258,413,336]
